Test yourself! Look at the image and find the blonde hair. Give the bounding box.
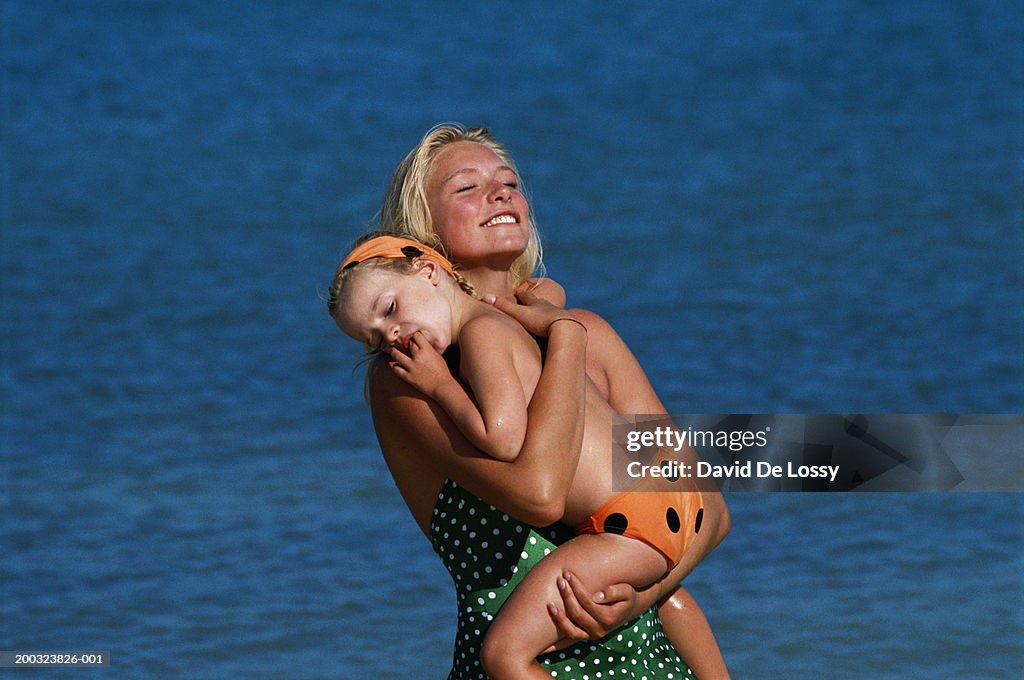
[380,123,544,285]
[327,230,480,329]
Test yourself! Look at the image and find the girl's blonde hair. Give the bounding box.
[379,123,543,285]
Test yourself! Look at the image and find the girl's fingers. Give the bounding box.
[387,346,410,368]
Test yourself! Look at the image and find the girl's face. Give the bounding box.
[425,141,530,267]
[337,263,453,354]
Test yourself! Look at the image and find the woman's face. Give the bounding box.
[424,141,530,268]
[336,264,453,354]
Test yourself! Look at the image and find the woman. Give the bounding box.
[363,124,730,678]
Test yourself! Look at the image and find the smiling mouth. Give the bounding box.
[482,214,518,227]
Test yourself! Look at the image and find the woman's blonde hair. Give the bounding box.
[379,123,543,284]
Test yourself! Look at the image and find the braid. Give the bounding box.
[326,265,349,321]
[451,269,481,300]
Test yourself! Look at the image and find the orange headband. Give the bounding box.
[337,236,457,280]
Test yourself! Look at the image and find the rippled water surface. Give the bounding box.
[3,1,1022,677]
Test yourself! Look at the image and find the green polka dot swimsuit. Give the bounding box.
[431,479,696,679]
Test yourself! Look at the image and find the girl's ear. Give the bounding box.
[413,258,441,284]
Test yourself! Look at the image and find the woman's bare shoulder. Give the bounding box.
[526,277,567,308]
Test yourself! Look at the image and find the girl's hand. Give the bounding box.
[486,282,587,338]
[543,570,640,649]
[386,332,454,398]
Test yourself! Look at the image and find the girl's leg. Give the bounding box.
[481,533,665,680]
[658,586,731,680]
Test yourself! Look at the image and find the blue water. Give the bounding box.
[3,1,1022,677]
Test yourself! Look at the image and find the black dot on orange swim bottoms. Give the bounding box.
[604,512,629,535]
[665,507,681,533]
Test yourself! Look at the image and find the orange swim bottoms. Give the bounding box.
[575,489,704,570]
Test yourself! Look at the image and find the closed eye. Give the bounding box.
[456,184,476,193]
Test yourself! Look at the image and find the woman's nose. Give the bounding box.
[489,180,511,201]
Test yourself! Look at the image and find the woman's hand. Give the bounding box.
[486,282,586,339]
[543,570,641,650]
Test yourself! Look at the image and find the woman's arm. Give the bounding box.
[564,308,731,607]
[538,309,732,646]
[368,291,589,529]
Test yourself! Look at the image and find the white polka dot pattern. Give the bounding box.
[430,480,695,679]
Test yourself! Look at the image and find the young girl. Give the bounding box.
[329,233,705,680]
